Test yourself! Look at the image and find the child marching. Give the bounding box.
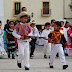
[12,12,31,70]
[41,22,51,59]
[29,20,40,59]
[48,21,68,69]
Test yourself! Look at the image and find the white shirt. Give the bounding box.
[50,26,54,31]
[61,27,69,41]
[64,27,69,41]
[41,29,52,39]
[28,27,40,37]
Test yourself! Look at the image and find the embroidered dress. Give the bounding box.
[67,27,72,48]
[6,28,16,54]
[0,30,7,56]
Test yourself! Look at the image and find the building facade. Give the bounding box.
[0,0,72,28]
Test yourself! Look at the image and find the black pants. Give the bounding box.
[30,39,36,56]
[62,44,65,50]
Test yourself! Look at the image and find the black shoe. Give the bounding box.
[17,63,22,68]
[56,53,59,57]
[8,54,10,58]
[63,65,68,69]
[50,66,54,68]
[30,56,33,59]
[12,54,15,59]
[25,67,29,70]
[44,55,47,59]
[65,53,68,56]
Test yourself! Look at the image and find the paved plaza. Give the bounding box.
[0,45,72,72]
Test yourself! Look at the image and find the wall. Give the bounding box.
[0,0,4,28]
[4,0,64,24]
[64,0,72,23]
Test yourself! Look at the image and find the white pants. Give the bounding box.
[50,44,66,66]
[44,40,51,55]
[36,38,44,45]
[17,40,30,68]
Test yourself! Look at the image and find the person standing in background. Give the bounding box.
[4,19,9,31]
[29,20,40,59]
[50,19,56,31]
[22,7,31,23]
[41,22,51,59]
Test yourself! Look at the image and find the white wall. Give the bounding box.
[0,0,4,28]
[4,0,64,24]
[65,0,72,23]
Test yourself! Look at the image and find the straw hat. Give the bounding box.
[17,11,29,21]
[58,19,66,26]
[29,20,36,25]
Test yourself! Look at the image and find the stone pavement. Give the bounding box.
[0,45,72,72]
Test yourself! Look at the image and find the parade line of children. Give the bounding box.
[0,11,72,70]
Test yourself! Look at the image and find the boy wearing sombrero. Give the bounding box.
[29,20,40,59]
[12,12,31,70]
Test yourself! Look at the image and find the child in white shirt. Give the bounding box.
[41,22,51,59]
[29,20,40,59]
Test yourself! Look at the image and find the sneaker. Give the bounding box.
[30,54,34,59]
[50,66,54,68]
[63,65,68,69]
[56,53,59,57]
[32,54,34,57]
[17,63,22,68]
[30,56,33,59]
[65,53,68,56]
[25,67,29,70]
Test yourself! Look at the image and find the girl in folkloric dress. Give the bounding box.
[67,23,72,48]
[0,21,7,57]
[6,21,17,59]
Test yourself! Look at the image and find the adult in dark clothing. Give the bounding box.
[4,19,9,31]
[22,7,31,23]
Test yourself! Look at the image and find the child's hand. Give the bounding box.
[39,37,41,39]
[20,36,24,39]
[26,36,30,39]
[50,39,55,43]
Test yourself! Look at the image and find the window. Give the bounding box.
[42,1,51,16]
[13,1,22,16]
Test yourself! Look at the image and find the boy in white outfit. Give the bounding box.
[48,21,68,69]
[29,20,40,59]
[41,22,51,59]
[12,12,31,70]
